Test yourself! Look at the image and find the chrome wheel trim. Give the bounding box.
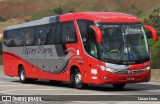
[20,70,25,81]
[75,72,82,87]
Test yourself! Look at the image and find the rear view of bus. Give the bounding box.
[2,12,158,89]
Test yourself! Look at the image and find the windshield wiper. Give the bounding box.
[127,34,143,62]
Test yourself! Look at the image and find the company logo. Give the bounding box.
[2,96,11,101]
[1,96,42,102]
[128,70,133,74]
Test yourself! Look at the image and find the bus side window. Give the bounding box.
[38,25,47,45]
[88,29,98,58]
[34,26,39,45]
[3,31,8,46]
[77,21,87,40]
[61,21,77,43]
[8,31,15,47]
[23,28,34,46]
[45,23,59,44]
[15,30,23,46]
[77,20,94,50]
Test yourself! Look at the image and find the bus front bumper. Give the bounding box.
[99,69,151,84]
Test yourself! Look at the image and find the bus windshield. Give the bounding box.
[98,23,149,64]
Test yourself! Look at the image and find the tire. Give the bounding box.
[113,84,126,89]
[72,69,87,89]
[19,66,28,83]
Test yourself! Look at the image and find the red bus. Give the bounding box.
[3,12,158,89]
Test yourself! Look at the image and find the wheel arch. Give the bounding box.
[70,65,87,89]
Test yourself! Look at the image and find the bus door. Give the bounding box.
[86,27,101,84]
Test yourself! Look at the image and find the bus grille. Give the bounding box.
[115,70,129,74]
[132,70,145,74]
[115,69,145,74]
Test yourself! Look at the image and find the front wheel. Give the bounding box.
[72,69,87,89]
[113,84,126,89]
[19,66,28,83]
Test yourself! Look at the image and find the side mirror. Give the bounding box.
[90,25,102,43]
[143,25,158,41]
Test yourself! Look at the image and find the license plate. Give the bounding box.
[127,77,135,80]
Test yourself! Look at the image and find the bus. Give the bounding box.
[3,12,158,89]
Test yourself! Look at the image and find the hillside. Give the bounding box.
[0,0,160,33]
[0,0,160,19]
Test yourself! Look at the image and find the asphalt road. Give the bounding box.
[0,69,160,104]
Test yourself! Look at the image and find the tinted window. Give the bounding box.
[77,20,94,50]
[88,28,98,58]
[3,30,15,47]
[23,28,34,46]
[3,31,8,46]
[45,23,60,44]
[39,25,47,45]
[34,25,48,45]
[61,21,77,43]
[4,23,61,47]
[15,30,23,46]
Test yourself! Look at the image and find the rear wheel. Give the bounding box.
[19,66,28,83]
[72,69,87,89]
[113,84,126,89]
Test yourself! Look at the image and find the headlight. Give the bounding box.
[99,65,106,71]
[142,66,151,71]
[106,68,120,73]
[99,65,119,73]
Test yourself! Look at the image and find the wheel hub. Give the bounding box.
[20,71,25,81]
[75,73,82,85]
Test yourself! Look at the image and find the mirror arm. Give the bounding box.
[90,25,102,43]
[143,25,158,41]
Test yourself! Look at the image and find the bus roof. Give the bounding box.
[60,12,140,23]
[4,12,140,30]
[4,15,59,30]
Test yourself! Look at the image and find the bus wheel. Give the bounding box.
[73,69,87,89]
[113,84,126,89]
[19,66,28,83]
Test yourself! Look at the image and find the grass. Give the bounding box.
[31,9,55,20]
[0,19,23,33]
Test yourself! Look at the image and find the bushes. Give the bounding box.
[148,38,160,68]
[54,6,64,14]
[143,8,160,68]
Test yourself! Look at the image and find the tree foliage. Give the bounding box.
[54,6,64,14]
[143,8,160,68]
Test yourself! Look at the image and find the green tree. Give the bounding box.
[54,5,63,14]
[143,8,160,68]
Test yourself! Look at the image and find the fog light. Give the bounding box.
[104,76,108,80]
